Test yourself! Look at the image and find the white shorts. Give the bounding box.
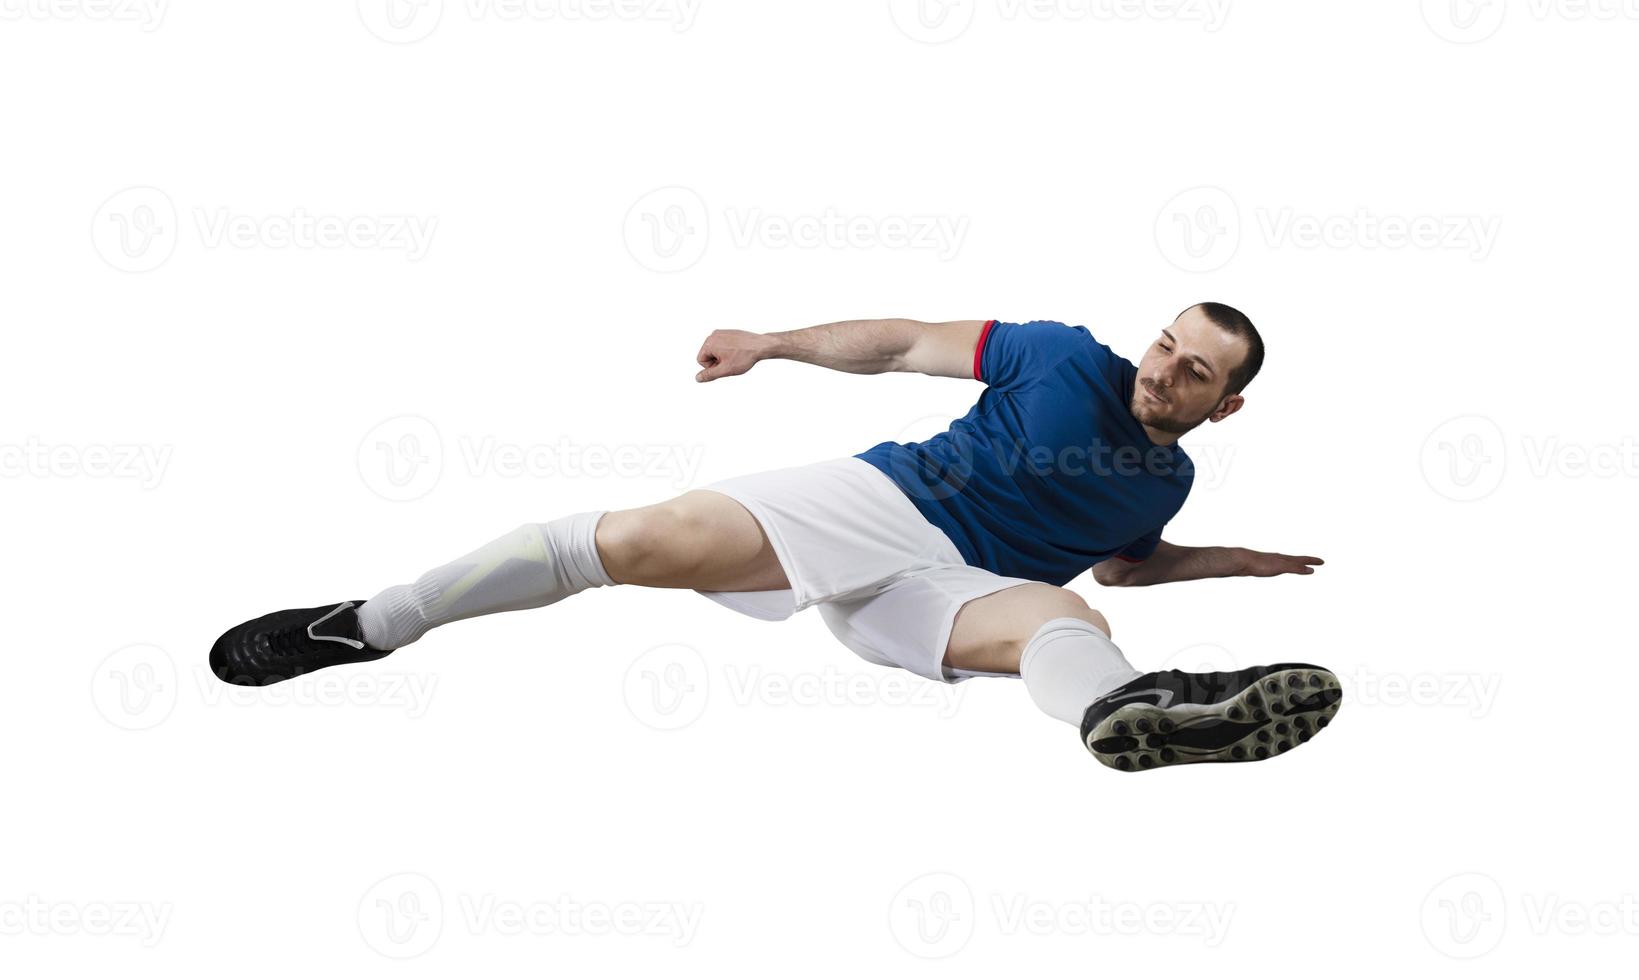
[696,457,1037,684]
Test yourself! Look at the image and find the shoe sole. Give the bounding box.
[1085,667,1342,772]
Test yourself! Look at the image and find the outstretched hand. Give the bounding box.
[696,329,772,382]
[1234,549,1324,578]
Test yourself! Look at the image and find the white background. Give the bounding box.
[3,0,1636,974]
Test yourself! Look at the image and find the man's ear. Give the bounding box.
[1208,392,1244,423]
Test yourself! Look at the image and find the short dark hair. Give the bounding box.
[1188,301,1263,394]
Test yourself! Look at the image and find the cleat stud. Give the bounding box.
[1114,721,1129,736]
[1228,707,1244,720]
[1138,755,1155,769]
[1265,680,1279,693]
[1275,723,1289,735]
[1160,748,1175,763]
[1255,746,1269,759]
[1316,717,1329,729]
[1158,719,1174,734]
[1298,731,1310,742]
[1248,692,1263,707]
[1277,740,1290,752]
[1135,718,1152,733]
[1116,756,1132,770]
[1256,730,1271,743]
[1231,746,1246,759]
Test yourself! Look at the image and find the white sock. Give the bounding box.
[1018,617,1143,726]
[358,511,615,651]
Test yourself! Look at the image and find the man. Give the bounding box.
[212,303,1338,772]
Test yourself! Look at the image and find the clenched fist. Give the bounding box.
[696,329,775,382]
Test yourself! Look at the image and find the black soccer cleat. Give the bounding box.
[1080,664,1341,772]
[210,600,393,687]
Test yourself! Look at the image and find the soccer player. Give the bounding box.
[211,303,1337,771]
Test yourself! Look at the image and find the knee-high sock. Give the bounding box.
[357,511,615,651]
[1018,617,1142,726]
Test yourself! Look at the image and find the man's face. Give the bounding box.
[1130,307,1248,435]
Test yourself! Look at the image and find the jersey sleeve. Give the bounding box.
[975,319,1088,390]
[1117,526,1164,563]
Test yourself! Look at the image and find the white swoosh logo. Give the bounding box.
[308,601,365,650]
[1107,688,1176,709]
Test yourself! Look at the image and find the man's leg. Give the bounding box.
[211,490,789,686]
[596,491,789,592]
[942,583,1139,724]
[360,490,789,651]
[942,582,1342,771]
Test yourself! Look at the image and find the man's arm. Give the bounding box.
[695,319,987,382]
[1092,540,1323,587]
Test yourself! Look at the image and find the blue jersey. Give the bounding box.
[856,319,1193,586]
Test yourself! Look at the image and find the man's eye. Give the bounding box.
[1159,344,1172,352]
[1193,371,1207,381]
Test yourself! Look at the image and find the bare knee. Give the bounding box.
[945,583,1111,675]
[1008,583,1110,640]
[596,492,782,590]
[597,500,709,582]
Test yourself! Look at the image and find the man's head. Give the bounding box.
[1129,302,1263,437]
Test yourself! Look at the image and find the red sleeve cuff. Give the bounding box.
[1116,554,1146,563]
[972,319,997,381]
